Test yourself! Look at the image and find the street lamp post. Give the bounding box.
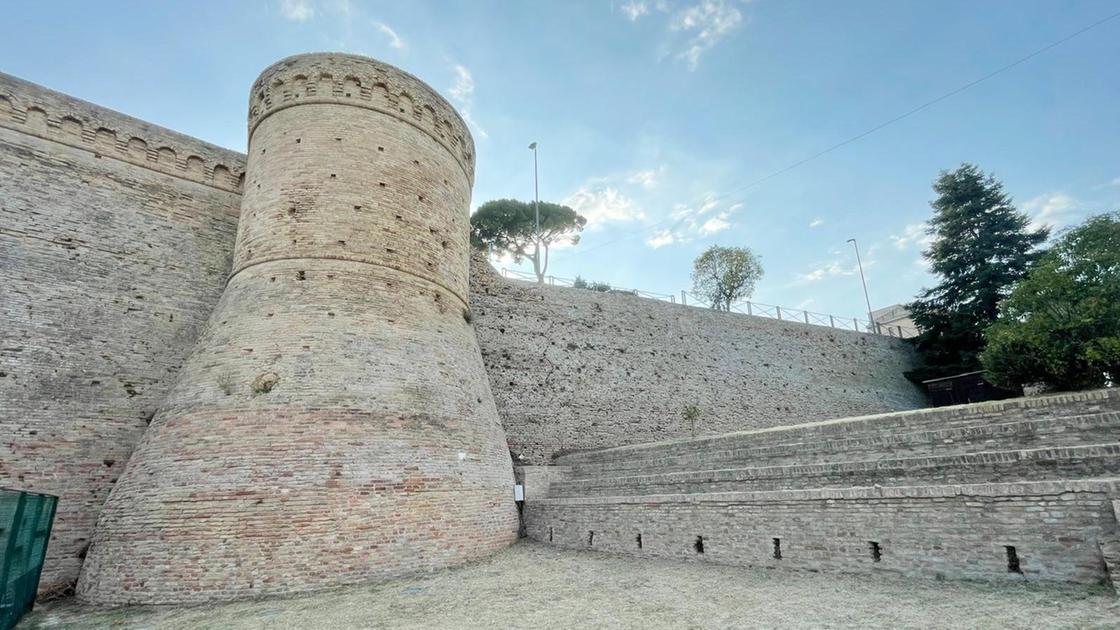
[847,238,875,333]
[528,142,541,282]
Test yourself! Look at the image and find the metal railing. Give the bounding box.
[499,268,919,338]
[1,489,57,630]
[682,292,919,338]
[500,268,678,303]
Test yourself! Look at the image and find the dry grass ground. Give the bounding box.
[22,541,1120,629]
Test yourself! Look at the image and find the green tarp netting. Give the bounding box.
[1,489,56,630]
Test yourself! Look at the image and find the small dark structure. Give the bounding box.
[1,488,57,630]
[922,371,1022,407]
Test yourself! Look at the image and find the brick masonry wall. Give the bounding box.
[526,390,1120,587]
[470,255,928,464]
[0,73,244,595]
[526,481,1120,586]
[0,59,945,599]
[75,54,517,605]
[557,388,1120,472]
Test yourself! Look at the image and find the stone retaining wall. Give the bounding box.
[470,256,928,465]
[527,390,1120,587]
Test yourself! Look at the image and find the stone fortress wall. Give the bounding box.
[470,256,928,464]
[1,57,931,601]
[526,389,1120,587]
[0,72,246,595]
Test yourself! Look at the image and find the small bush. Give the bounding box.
[682,405,702,436]
[216,372,235,396]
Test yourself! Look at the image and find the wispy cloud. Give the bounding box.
[621,1,650,21]
[449,65,475,101]
[626,166,666,190]
[617,0,746,71]
[446,64,487,140]
[459,109,488,140]
[374,21,404,49]
[641,194,742,247]
[280,0,315,22]
[565,186,646,229]
[646,229,676,249]
[809,217,825,228]
[1022,192,1078,233]
[794,261,845,284]
[792,251,875,286]
[890,223,933,251]
[699,213,732,235]
[670,0,744,70]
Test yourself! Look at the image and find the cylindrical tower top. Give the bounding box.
[248,52,474,182]
[235,52,476,303]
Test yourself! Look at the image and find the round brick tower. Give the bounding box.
[77,53,518,604]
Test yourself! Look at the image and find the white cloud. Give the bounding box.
[643,194,743,248]
[460,109,488,140]
[374,21,404,49]
[564,186,646,229]
[618,0,745,70]
[699,212,732,235]
[809,217,825,228]
[672,194,720,220]
[280,0,315,21]
[621,1,649,20]
[890,223,933,251]
[447,64,487,140]
[646,229,676,249]
[1022,192,1077,232]
[449,65,475,102]
[792,256,875,286]
[626,167,665,190]
[670,0,744,70]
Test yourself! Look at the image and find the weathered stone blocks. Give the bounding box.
[75,53,517,604]
[527,389,1120,587]
[0,72,244,595]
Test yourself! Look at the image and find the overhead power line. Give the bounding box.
[568,8,1120,258]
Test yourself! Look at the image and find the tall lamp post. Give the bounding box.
[528,142,541,283]
[847,238,875,333]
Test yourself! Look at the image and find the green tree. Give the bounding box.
[691,245,764,311]
[470,199,586,283]
[906,164,1049,381]
[981,212,1120,391]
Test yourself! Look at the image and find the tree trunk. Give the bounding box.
[532,239,543,283]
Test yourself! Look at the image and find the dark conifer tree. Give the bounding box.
[906,164,1049,382]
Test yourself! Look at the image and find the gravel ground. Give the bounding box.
[22,541,1120,629]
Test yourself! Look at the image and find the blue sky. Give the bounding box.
[4,1,1119,320]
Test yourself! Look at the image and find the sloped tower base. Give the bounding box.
[76,53,518,604]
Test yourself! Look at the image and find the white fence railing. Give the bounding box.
[500,268,678,302]
[500,268,919,339]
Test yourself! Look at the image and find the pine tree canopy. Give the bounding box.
[906,164,1049,382]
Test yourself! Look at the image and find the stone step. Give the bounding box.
[565,411,1120,479]
[558,389,1120,470]
[549,443,1120,497]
